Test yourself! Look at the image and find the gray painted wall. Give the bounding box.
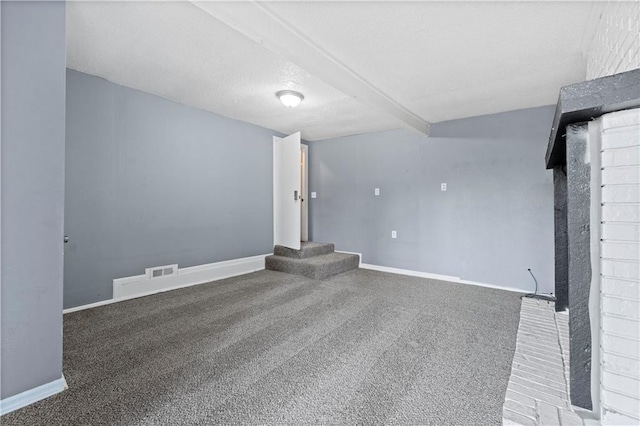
[1,1,66,399]
[308,106,555,293]
[64,70,277,308]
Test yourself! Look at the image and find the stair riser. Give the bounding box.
[265,255,359,280]
[274,243,335,259]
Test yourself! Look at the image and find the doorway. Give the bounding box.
[273,132,308,250]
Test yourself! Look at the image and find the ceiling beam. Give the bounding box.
[191,1,430,136]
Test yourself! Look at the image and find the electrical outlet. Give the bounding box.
[375,188,380,196]
[311,192,317,198]
[441,183,447,191]
[391,230,397,239]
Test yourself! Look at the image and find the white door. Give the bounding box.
[300,144,309,242]
[273,132,301,250]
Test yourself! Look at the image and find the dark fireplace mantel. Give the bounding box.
[546,69,640,170]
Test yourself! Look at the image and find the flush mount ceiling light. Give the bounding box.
[276,90,304,108]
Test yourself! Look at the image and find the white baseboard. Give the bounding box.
[65,252,525,314]
[334,250,362,265]
[360,263,458,282]
[112,254,269,302]
[0,376,67,416]
[63,298,117,314]
[359,262,526,294]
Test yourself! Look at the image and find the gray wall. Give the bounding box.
[1,1,66,399]
[64,70,277,309]
[308,106,555,293]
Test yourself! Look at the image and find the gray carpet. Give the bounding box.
[3,269,522,425]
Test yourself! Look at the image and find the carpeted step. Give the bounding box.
[265,252,359,280]
[273,242,335,259]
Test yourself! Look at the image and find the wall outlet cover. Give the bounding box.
[375,188,380,196]
[441,183,447,191]
[391,230,397,238]
[311,192,317,198]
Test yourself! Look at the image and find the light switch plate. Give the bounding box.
[391,230,397,239]
[441,183,447,191]
[311,192,317,198]
[375,188,380,196]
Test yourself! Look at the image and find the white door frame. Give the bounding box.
[301,144,309,242]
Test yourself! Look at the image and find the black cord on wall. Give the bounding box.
[523,268,556,302]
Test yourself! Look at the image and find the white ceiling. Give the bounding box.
[67,1,600,141]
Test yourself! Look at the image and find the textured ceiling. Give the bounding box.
[67,1,599,141]
[264,1,596,123]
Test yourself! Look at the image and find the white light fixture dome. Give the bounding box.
[276,90,304,108]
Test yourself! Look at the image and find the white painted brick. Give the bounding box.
[520,304,556,313]
[517,337,561,349]
[517,342,562,355]
[508,382,569,408]
[521,298,550,307]
[515,345,563,361]
[537,400,562,426]
[602,126,640,150]
[518,317,557,328]
[602,277,640,300]
[516,342,564,359]
[602,314,640,340]
[602,146,640,168]
[602,109,640,131]
[510,375,568,399]
[518,323,562,335]
[602,409,640,425]
[602,223,640,242]
[602,351,640,377]
[587,0,640,79]
[519,318,558,327]
[504,300,579,424]
[603,295,640,320]
[521,305,555,313]
[503,408,537,426]
[512,370,566,392]
[505,389,537,408]
[557,408,583,426]
[602,389,640,420]
[512,354,564,374]
[512,363,566,385]
[601,259,640,281]
[601,241,640,261]
[602,166,640,185]
[517,335,562,347]
[602,333,640,360]
[503,418,525,426]
[515,348,563,365]
[517,328,561,342]
[602,184,640,203]
[602,203,640,223]
[519,308,556,317]
[504,399,538,420]
[603,370,640,399]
